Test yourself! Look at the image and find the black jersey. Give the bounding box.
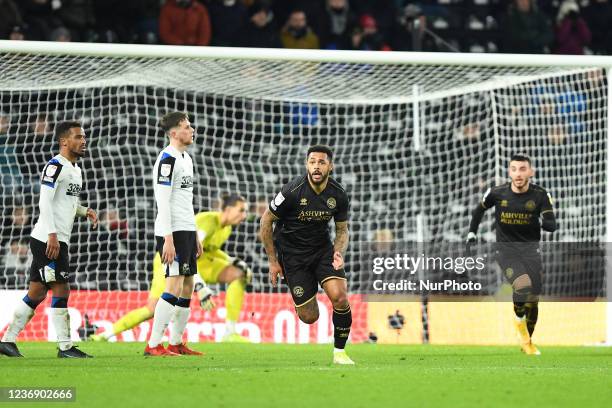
[480,183,554,243]
[269,174,349,254]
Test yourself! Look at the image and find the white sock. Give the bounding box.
[101,330,114,340]
[169,306,190,346]
[2,300,35,343]
[225,320,236,335]
[334,348,345,353]
[50,308,72,351]
[148,299,175,348]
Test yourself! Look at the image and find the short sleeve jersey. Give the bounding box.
[269,175,349,253]
[481,182,554,243]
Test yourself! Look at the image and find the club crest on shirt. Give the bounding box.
[160,164,172,177]
[500,200,508,207]
[505,268,514,279]
[327,197,336,209]
[525,200,536,211]
[300,198,308,206]
[293,286,304,297]
[46,164,57,177]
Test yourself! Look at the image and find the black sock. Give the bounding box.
[513,302,526,318]
[513,288,531,318]
[333,306,352,349]
[525,302,539,337]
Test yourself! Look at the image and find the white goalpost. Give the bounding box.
[0,40,609,345]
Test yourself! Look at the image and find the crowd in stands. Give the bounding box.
[1,0,611,55]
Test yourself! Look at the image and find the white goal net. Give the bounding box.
[0,42,609,345]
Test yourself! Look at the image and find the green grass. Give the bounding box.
[1,343,611,408]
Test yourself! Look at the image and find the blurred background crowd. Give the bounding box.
[1,0,611,55]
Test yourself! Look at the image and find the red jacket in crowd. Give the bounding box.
[159,0,211,46]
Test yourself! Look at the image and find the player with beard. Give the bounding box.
[467,153,557,355]
[0,121,98,358]
[260,145,353,364]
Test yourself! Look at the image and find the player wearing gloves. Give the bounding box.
[91,193,250,343]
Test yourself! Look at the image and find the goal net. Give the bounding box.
[0,42,609,345]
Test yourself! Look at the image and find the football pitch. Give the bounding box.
[1,343,610,408]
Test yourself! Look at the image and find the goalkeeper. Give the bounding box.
[91,193,251,343]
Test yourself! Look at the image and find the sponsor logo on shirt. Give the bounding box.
[66,183,81,197]
[180,176,193,189]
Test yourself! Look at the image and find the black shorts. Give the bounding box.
[277,245,346,307]
[496,249,542,294]
[29,238,70,285]
[155,231,197,277]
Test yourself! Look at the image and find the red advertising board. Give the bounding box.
[0,291,367,344]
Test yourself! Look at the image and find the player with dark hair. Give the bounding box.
[467,153,557,355]
[91,193,251,344]
[260,145,354,364]
[0,121,98,358]
[145,111,203,356]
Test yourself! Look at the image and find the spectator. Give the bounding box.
[353,0,397,43]
[0,112,23,194]
[8,25,26,41]
[391,4,430,51]
[90,0,134,43]
[0,0,23,39]
[235,2,282,48]
[208,0,247,46]
[280,9,320,49]
[16,113,53,180]
[583,0,612,55]
[132,0,161,44]
[500,0,553,54]
[1,239,30,288]
[319,0,357,49]
[554,0,591,55]
[351,14,391,51]
[56,0,95,41]
[49,26,72,41]
[159,0,212,46]
[20,0,63,41]
[100,207,129,240]
[1,205,31,246]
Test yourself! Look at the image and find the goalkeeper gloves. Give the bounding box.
[233,258,253,285]
[194,281,216,311]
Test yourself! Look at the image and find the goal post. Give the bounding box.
[0,40,610,345]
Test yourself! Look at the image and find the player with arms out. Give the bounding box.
[260,145,354,365]
[467,153,557,355]
[90,193,251,343]
[0,121,98,358]
[144,111,203,356]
